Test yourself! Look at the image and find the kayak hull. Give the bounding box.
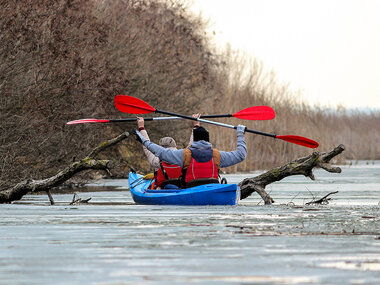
[128,172,240,206]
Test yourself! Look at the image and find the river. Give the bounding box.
[1,161,379,284]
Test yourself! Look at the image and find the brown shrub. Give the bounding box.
[0,0,214,189]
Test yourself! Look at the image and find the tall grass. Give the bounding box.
[208,49,380,172]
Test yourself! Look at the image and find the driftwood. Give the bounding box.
[0,132,129,204]
[239,144,345,204]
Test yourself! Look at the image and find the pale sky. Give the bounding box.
[190,0,380,109]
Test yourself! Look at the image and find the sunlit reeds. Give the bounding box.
[206,49,380,172]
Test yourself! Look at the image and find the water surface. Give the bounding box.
[1,161,379,284]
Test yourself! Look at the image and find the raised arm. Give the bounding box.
[134,129,184,167]
[136,117,160,170]
[219,125,247,168]
[187,113,201,147]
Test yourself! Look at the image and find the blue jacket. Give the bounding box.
[138,129,247,168]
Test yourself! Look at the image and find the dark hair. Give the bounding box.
[193,126,209,142]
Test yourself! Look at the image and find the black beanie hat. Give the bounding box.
[193,126,209,142]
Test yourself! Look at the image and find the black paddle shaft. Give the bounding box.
[155,109,276,139]
[108,113,233,123]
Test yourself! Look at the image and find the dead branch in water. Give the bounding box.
[0,132,129,204]
[69,193,92,205]
[306,191,339,205]
[239,144,345,205]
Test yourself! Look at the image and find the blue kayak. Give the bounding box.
[128,172,240,206]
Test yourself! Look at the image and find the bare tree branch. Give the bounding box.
[0,132,129,203]
[239,144,345,204]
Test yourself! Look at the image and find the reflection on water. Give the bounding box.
[0,162,379,284]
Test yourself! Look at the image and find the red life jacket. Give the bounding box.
[183,148,220,183]
[155,161,182,187]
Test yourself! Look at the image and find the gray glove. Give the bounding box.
[236,125,247,136]
[132,129,147,144]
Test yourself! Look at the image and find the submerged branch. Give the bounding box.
[238,144,345,204]
[0,132,129,204]
[306,191,339,205]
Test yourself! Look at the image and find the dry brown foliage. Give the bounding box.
[1,0,379,189]
[0,0,215,189]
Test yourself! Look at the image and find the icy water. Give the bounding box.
[1,162,380,284]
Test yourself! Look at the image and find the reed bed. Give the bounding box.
[210,52,380,171]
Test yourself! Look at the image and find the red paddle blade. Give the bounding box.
[67,119,110,125]
[115,95,156,114]
[233,106,275,120]
[277,135,319,148]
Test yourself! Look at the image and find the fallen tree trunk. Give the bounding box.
[0,132,129,204]
[238,144,345,204]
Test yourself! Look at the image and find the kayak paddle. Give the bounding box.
[66,105,275,125]
[114,95,319,149]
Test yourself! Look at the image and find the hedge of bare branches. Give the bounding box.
[0,0,216,189]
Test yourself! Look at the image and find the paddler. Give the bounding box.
[137,116,193,189]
